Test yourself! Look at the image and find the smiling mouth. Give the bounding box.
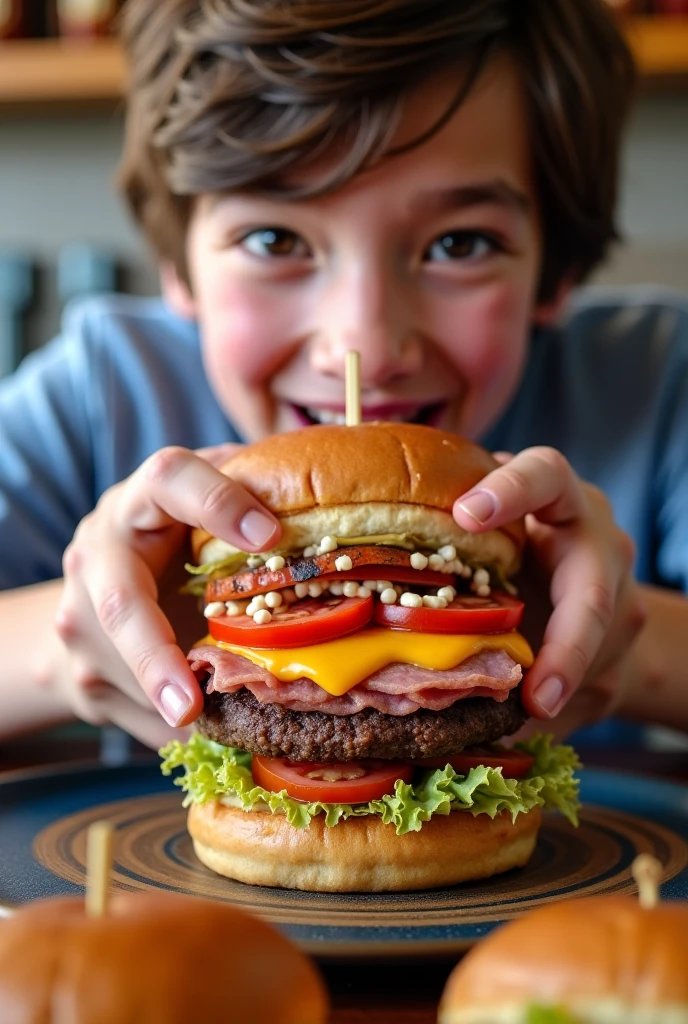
[293,403,447,427]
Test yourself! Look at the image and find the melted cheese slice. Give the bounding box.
[207,628,533,697]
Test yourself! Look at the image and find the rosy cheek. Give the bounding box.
[201,277,290,385]
[454,285,530,386]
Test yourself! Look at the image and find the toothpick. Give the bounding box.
[345,351,361,427]
[631,853,662,909]
[85,820,114,918]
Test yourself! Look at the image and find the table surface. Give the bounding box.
[3,732,688,1024]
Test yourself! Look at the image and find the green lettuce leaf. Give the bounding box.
[160,733,580,836]
[181,553,250,596]
[526,1005,580,1024]
[332,533,420,550]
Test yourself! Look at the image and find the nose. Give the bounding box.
[309,260,422,387]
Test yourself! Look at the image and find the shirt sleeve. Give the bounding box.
[653,307,688,593]
[0,293,237,591]
[0,312,96,588]
[481,288,688,597]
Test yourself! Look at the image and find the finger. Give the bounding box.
[194,442,245,468]
[490,451,514,465]
[587,582,647,679]
[80,542,205,727]
[116,446,280,552]
[517,661,625,744]
[56,575,155,712]
[520,544,617,718]
[108,696,193,749]
[72,679,192,749]
[64,652,153,716]
[453,446,587,533]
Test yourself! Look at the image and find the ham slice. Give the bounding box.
[189,645,522,717]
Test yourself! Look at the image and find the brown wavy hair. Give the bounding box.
[117,0,635,301]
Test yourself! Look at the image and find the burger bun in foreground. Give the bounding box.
[0,892,329,1023]
[438,894,688,1024]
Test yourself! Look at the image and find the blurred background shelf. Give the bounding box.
[0,16,687,108]
[626,15,688,80]
[0,39,125,108]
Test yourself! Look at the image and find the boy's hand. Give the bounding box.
[55,444,280,747]
[453,447,647,735]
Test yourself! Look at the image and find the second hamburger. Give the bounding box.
[162,423,580,891]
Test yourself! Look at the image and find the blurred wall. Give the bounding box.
[0,110,157,353]
[0,92,687,354]
[594,92,688,292]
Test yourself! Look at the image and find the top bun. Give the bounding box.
[438,895,688,1024]
[0,892,328,1024]
[192,423,525,575]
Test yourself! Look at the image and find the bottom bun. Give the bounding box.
[188,801,541,891]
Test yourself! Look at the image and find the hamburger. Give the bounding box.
[161,422,580,891]
[0,892,329,1023]
[438,878,688,1023]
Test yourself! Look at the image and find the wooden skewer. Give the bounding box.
[85,820,114,918]
[631,853,662,909]
[345,351,361,427]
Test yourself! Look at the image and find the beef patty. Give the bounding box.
[197,687,527,762]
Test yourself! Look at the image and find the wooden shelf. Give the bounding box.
[0,39,125,107]
[625,15,688,79]
[0,17,687,108]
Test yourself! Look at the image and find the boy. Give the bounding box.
[0,0,686,749]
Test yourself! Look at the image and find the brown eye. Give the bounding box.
[241,228,310,258]
[425,232,497,262]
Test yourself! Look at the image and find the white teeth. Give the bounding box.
[305,408,347,425]
[305,406,420,425]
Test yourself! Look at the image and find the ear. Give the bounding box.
[532,275,574,328]
[160,261,197,320]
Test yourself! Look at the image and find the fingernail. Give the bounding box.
[239,509,278,548]
[159,683,191,726]
[532,676,566,717]
[458,489,497,525]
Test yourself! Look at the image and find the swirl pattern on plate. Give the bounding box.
[32,793,688,955]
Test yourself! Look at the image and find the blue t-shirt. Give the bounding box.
[482,287,688,596]
[0,295,241,587]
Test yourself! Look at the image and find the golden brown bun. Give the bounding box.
[188,801,541,892]
[191,423,525,573]
[0,892,328,1023]
[439,895,688,1024]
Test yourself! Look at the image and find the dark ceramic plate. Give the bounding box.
[1,760,687,959]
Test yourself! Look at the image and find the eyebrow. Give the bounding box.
[207,178,531,219]
[410,180,531,218]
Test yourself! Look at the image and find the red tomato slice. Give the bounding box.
[374,591,523,634]
[205,545,453,602]
[318,565,453,588]
[252,755,413,803]
[415,745,535,778]
[208,594,373,648]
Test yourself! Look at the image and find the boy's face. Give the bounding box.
[175,55,556,443]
